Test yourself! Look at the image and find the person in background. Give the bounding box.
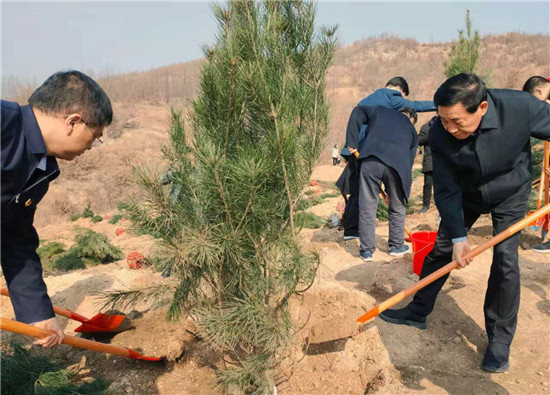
[331,144,340,165]
[342,76,435,241]
[417,115,438,214]
[1,71,113,347]
[522,76,550,253]
[345,106,418,262]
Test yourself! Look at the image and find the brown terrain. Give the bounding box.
[1,34,550,394]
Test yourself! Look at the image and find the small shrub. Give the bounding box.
[108,214,123,224]
[53,250,86,271]
[37,242,67,271]
[295,212,325,229]
[304,189,316,196]
[297,196,324,210]
[70,214,81,222]
[91,215,103,223]
[82,204,94,218]
[71,229,123,265]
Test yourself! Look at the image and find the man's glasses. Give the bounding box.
[81,120,103,147]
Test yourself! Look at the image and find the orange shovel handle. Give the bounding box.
[356,203,550,324]
[1,287,90,323]
[0,317,161,361]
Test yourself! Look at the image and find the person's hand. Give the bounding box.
[380,190,390,206]
[348,147,357,155]
[453,240,472,269]
[31,317,65,347]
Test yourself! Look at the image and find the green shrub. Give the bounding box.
[297,196,324,210]
[37,242,67,271]
[295,212,325,229]
[53,250,86,271]
[81,204,94,218]
[0,341,108,395]
[91,215,103,223]
[71,229,123,266]
[70,214,81,222]
[320,192,340,199]
[412,168,423,180]
[108,214,123,224]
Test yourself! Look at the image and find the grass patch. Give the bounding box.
[320,192,340,199]
[91,215,103,223]
[297,196,324,210]
[295,212,325,229]
[1,341,108,395]
[108,214,123,224]
[70,204,95,222]
[53,250,87,271]
[304,189,316,196]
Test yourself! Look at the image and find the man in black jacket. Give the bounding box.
[345,106,418,261]
[379,73,550,373]
[1,71,112,347]
[417,116,437,214]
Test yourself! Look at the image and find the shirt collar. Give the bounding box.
[478,92,499,130]
[20,105,48,155]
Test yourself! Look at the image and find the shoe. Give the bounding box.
[379,307,427,330]
[482,343,510,373]
[417,206,429,214]
[344,234,359,241]
[360,250,373,262]
[389,245,409,257]
[532,240,550,254]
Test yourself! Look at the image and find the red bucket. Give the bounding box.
[410,231,437,276]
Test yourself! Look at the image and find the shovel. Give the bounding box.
[0,317,164,361]
[1,287,131,334]
[308,203,550,346]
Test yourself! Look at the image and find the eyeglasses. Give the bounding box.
[81,120,103,147]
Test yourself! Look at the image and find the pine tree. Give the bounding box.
[444,10,481,77]
[117,1,337,393]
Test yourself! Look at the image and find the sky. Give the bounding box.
[2,1,549,84]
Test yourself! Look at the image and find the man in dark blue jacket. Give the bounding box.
[345,106,418,261]
[342,77,435,241]
[1,71,112,347]
[380,73,550,373]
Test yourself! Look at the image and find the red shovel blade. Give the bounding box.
[74,313,128,333]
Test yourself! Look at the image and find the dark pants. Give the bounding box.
[343,155,360,237]
[358,157,407,252]
[408,184,530,345]
[422,171,433,208]
[332,157,338,165]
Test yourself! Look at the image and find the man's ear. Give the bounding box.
[64,113,83,136]
[478,101,488,115]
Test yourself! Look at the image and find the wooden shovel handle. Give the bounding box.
[357,203,550,324]
[1,287,90,323]
[0,317,144,359]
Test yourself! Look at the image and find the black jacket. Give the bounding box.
[429,90,550,239]
[418,116,437,173]
[345,105,418,200]
[1,100,59,323]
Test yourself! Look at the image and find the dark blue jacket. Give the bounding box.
[1,100,59,323]
[345,105,418,200]
[429,90,550,239]
[342,88,434,156]
[357,88,435,112]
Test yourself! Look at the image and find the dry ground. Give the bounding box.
[1,104,549,395]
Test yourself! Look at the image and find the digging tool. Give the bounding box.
[1,287,131,334]
[307,204,550,346]
[0,317,165,361]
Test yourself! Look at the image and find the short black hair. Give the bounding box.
[398,107,418,124]
[28,70,113,127]
[433,73,487,113]
[385,76,409,96]
[522,76,550,94]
